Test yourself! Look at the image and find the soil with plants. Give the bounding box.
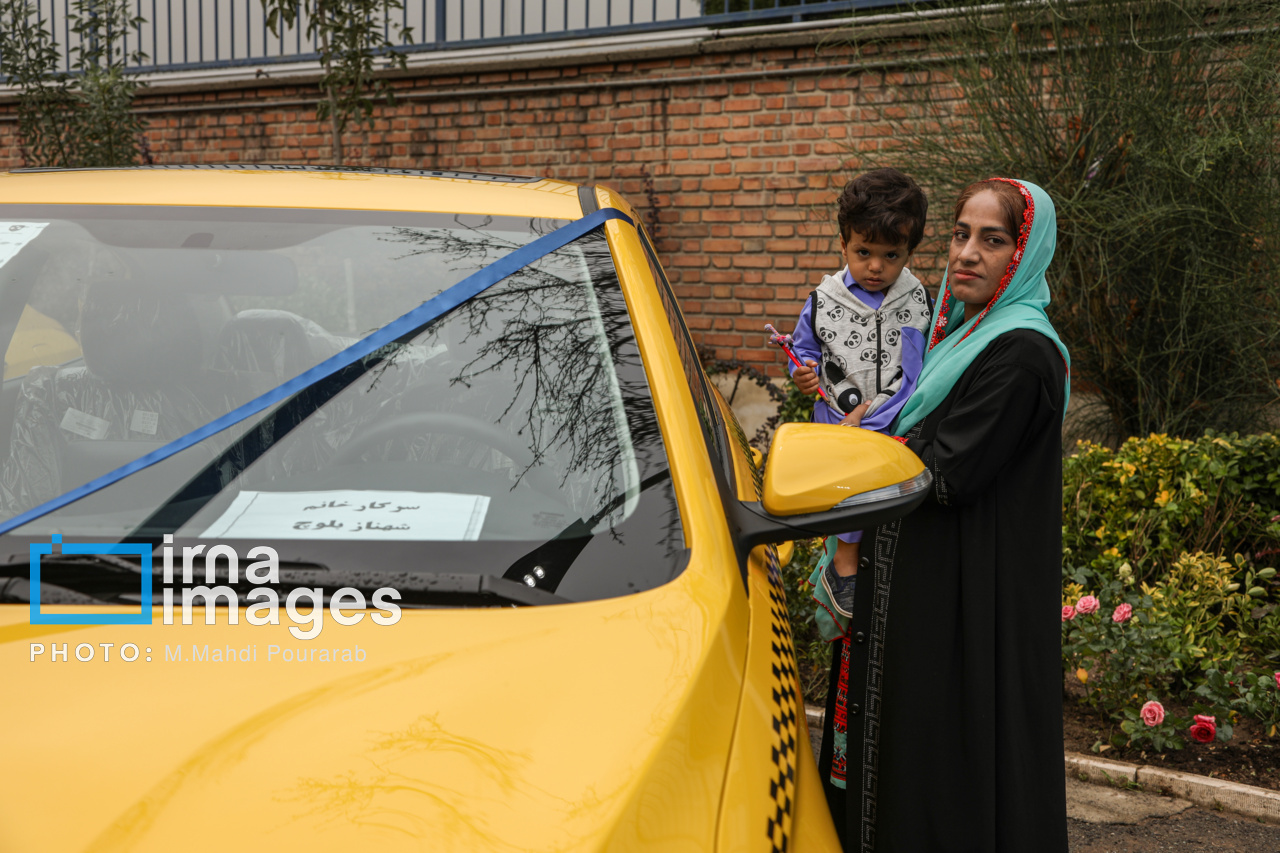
[1061,682,1280,793]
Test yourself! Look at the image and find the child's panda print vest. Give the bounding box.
[810,267,932,417]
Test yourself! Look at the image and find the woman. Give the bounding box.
[818,178,1071,852]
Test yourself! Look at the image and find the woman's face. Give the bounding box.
[948,190,1019,321]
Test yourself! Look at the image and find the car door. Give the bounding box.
[592,185,840,851]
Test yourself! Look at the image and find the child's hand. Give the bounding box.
[793,360,821,395]
[839,402,871,428]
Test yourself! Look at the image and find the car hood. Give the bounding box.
[0,586,743,852]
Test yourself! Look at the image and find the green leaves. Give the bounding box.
[1061,462,1280,748]
[856,0,1280,440]
[0,0,148,167]
[1194,667,1280,737]
[778,537,834,704]
[1063,432,1280,585]
[260,0,413,165]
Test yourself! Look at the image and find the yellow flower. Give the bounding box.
[1076,668,1089,684]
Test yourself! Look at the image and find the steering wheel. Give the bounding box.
[331,411,560,495]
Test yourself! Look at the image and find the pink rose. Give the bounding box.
[1076,595,1100,615]
[1061,605,1077,622]
[1112,603,1133,623]
[1140,700,1165,727]
[1189,714,1216,744]
[1274,672,1280,691]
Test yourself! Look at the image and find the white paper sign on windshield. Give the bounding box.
[0,222,49,269]
[199,490,490,541]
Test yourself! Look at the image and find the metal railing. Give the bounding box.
[11,0,890,75]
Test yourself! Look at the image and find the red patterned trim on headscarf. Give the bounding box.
[955,178,1034,345]
[928,282,953,351]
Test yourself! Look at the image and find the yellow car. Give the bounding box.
[0,167,929,852]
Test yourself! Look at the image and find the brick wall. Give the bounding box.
[0,26,951,377]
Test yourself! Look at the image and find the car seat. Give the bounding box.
[211,309,362,477]
[0,279,225,517]
[213,309,350,393]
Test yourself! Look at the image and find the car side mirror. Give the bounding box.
[728,423,932,549]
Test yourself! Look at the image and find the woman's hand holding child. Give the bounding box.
[839,402,870,427]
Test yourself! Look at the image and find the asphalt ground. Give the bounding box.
[806,721,1280,852]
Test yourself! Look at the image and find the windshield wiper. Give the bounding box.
[0,558,570,608]
[0,555,149,604]
[501,469,673,593]
[0,556,328,605]
[269,571,571,607]
[0,555,328,578]
[0,576,105,605]
[0,553,143,574]
[407,572,571,606]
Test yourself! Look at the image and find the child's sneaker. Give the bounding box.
[805,536,855,642]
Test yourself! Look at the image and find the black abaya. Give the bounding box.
[819,328,1069,853]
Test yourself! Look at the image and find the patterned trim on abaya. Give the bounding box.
[932,455,953,506]
[859,420,924,853]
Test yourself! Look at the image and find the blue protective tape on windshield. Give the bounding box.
[0,207,634,537]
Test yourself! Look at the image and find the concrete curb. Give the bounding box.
[1066,754,1280,825]
[804,706,1280,825]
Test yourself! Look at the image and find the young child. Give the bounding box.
[790,168,932,626]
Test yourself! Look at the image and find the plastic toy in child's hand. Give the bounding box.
[765,323,829,402]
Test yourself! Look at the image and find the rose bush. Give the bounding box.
[1189,714,1218,744]
[1062,581,1189,718]
[1121,698,1187,752]
[1195,667,1280,739]
[1061,434,1280,750]
[1061,580,1246,752]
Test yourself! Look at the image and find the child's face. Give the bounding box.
[841,231,913,293]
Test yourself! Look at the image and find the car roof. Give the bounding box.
[0,165,586,220]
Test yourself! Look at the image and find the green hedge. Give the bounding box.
[1064,432,1280,587]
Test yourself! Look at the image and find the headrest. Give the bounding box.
[215,310,344,380]
[79,279,203,386]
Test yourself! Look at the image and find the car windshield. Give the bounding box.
[0,205,685,603]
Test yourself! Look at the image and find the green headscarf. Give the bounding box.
[893,178,1071,436]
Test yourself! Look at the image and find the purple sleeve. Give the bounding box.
[787,294,821,377]
[788,293,845,423]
